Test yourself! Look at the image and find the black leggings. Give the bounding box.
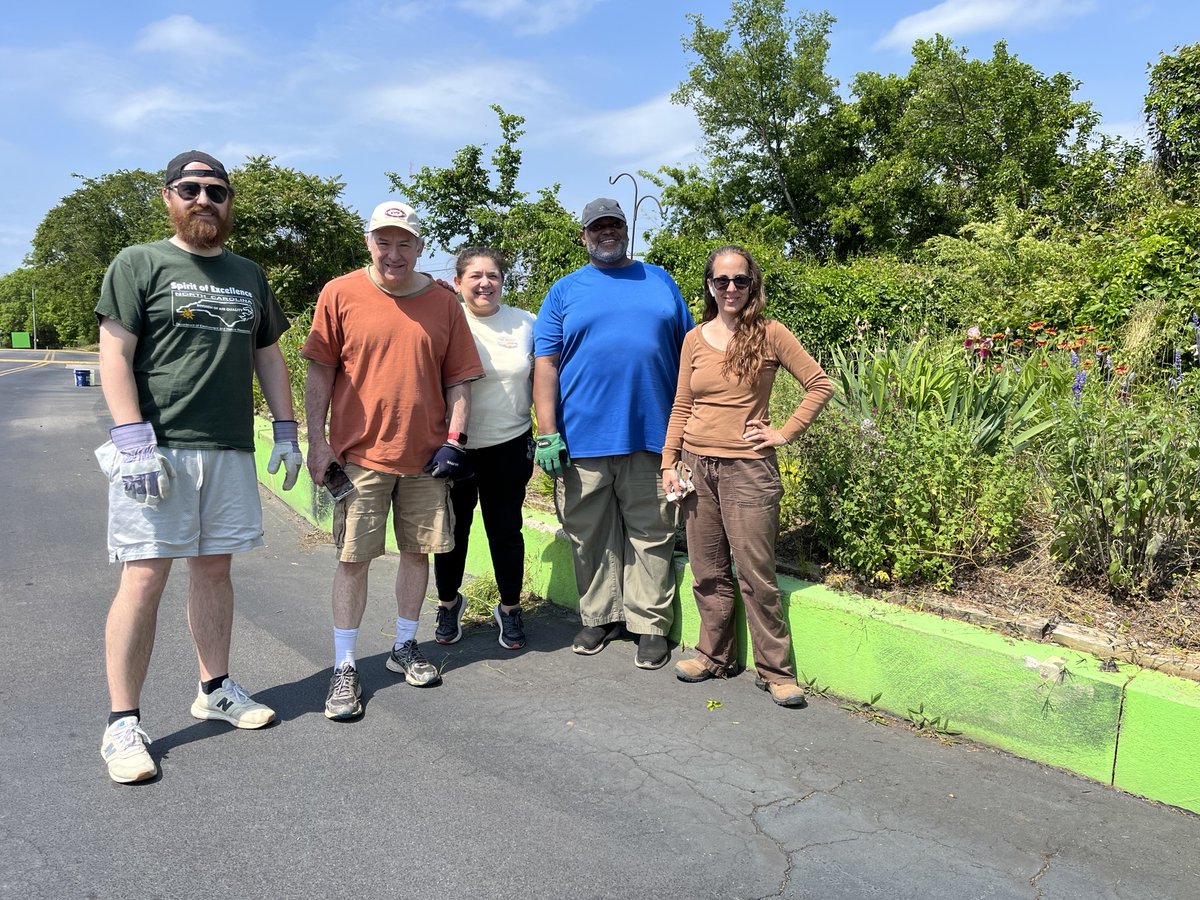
[434,431,534,606]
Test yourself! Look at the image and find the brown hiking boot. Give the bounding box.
[756,677,806,708]
[674,656,715,683]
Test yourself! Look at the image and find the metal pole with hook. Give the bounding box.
[608,172,664,260]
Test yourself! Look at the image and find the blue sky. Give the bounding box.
[1,0,1194,278]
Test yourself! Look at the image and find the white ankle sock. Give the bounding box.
[394,616,419,648]
[334,627,358,669]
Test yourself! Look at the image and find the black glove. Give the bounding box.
[423,442,473,479]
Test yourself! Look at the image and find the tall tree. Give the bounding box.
[1145,43,1200,201]
[29,169,169,346]
[673,0,849,257]
[845,37,1099,251]
[227,156,368,316]
[389,105,585,311]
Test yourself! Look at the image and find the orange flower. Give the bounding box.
[1115,364,1129,374]
[1039,359,1049,367]
[1098,343,1112,352]
[1012,338,1026,347]
[1078,325,1096,332]
[1081,358,1094,369]
[992,332,1006,340]
[1028,321,1045,331]
[1036,339,1048,348]
[1045,327,1059,336]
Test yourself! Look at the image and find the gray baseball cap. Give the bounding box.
[581,198,627,228]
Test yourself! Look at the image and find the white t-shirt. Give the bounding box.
[464,303,536,448]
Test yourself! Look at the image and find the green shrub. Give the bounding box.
[787,405,1031,588]
[1041,368,1200,596]
[254,309,311,422]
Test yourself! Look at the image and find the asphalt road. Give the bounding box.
[1,350,1197,900]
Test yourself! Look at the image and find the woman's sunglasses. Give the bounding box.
[709,274,751,290]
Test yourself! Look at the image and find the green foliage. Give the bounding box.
[918,203,1097,336]
[1041,373,1200,597]
[1145,43,1200,200]
[254,308,311,422]
[388,105,585,312]
[672,0,849,256]
[1080,203,1200,357]
[0,268,42,346]
[767,255,954,355]
[845,37,1099,252]
[29,169,170,345]
[787,404,1031,588]
[829,335,1058,456]
[227,157,367,317]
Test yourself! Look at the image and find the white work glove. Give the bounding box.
[267,420,304,491]
[110,421,173,507]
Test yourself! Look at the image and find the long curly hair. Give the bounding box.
[701,244,767,382]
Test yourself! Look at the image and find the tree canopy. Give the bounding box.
[388,105,585,311]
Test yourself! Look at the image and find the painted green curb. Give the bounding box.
[253,423,1199,813]
[1113,667,1200,811]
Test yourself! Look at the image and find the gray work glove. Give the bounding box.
[110,421,173,507]
[267,420,304,491]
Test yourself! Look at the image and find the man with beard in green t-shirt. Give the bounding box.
[94,150,303,784]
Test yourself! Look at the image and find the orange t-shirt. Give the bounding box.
[302,269,483,474]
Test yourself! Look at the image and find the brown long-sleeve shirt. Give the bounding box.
[661,319,834,467]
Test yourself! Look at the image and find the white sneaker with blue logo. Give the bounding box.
[100,716,156,784]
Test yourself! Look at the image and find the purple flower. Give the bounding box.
[1072,369,1087,405]
[1070,350,1079,369]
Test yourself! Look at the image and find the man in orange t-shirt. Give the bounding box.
[302,201,483,720]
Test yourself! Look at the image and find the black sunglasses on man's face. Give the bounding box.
[167,182,232,204]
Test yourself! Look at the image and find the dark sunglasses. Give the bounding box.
[167,182,232,203]
[710,274,751,290]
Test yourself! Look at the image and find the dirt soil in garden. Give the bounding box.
[525,479,1200,680]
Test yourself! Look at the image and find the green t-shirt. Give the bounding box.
[96,239,289,450]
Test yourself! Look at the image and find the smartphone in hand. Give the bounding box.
[324,461,356,501]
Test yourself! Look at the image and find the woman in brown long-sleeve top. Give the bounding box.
[661,245,834,708]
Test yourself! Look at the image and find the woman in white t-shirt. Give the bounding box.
[432,247,536,649]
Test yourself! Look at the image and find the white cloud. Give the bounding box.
[876,0,1097,50]
[354,62,559,136]
[455,0,601,35]
[76,84,223,131]
[539,93,703,168]
[135,15,243,57]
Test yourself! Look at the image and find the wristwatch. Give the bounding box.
[447,431,468,446]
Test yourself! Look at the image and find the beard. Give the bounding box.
[586,234,629,265]
[169,203,234,250]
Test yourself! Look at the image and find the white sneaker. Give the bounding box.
[100,716,156,784]
[190,678,275,729]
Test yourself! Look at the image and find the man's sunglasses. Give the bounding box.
[167,182,232,203]
[709,274,751,290]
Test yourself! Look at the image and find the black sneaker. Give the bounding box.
[572,622,622,655]
[385,640,441,686]
[493,604,526,649]
[435,594,466,645]
[635,634,669,670]
[324,663,363,720]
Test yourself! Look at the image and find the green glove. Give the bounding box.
[535,432,571,478]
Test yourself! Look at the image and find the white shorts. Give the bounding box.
[97,443,264,562]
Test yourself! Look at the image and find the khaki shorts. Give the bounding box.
[97,443,264,562]
[333,463,454,561]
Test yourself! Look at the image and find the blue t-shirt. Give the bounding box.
[534,262,694,457]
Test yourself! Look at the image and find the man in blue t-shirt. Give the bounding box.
[532,197,694,669]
